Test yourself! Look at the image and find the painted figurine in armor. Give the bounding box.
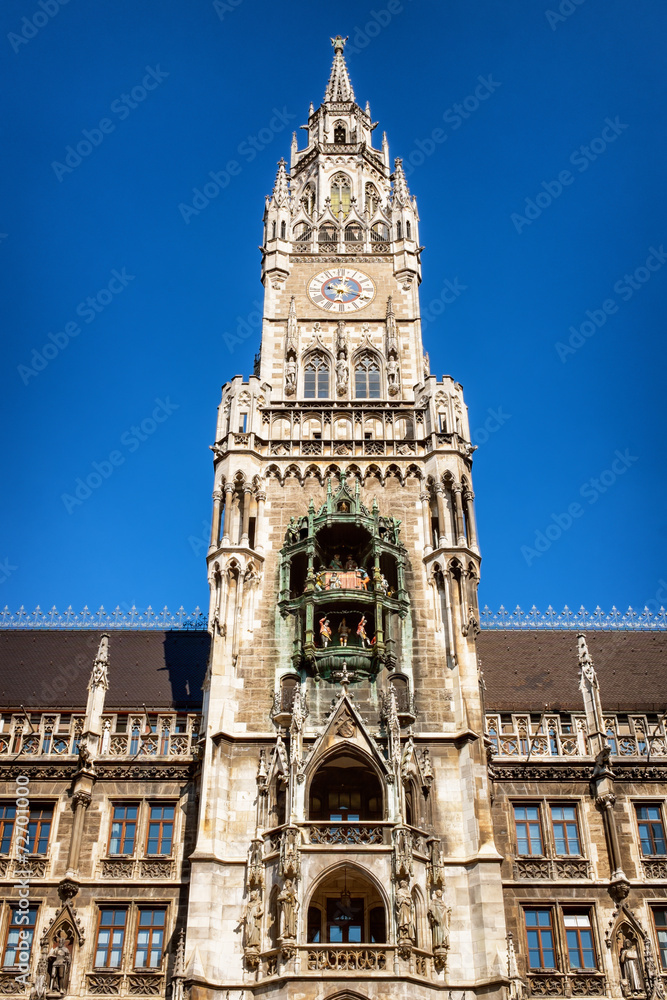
[338,617,350,647]
[319,617,332,647]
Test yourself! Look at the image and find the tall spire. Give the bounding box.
[324,35,355,103]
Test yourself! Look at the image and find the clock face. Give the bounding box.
[307,268,376,313]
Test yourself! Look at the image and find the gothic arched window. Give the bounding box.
[365,183,380,216]
[371,222,389,242]
[304,354,330,399]
[293,221,312,242]
[271,221,276,239]
[302,184,315,216]
[355,354,382,399]
[333,121,346,144]
[318,223,337,247]
[345,223,363,244]
[330,173,351,218]
[406,220,412,239]
[280,220,286,239]
[396,220,402,240]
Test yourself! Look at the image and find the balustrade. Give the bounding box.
[487,712,667,760]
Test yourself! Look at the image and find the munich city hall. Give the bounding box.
[1,35,667,1000]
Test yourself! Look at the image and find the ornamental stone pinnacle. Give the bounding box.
[325,35,354,103]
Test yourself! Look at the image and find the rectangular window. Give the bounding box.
[145,805,174,855]
[326,897,363,944]
[550,804,582,856]
[3,906,38,967]
[109,804,138,856]
[134,909,166,968]
[95,909,127,968]
[28,806,53,855]
[636,804,667,855]
[564,912,597,970]
[652,909,667,969]
[514,804,544,855]
[0,805,16,854]
[525,909,556,970]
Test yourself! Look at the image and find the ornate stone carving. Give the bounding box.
[87,974,121,995]
[100,858,135,879]
[308,824,383,845]
[138,860,175,879]
[393,826,413,880]
[126,974,163,995]
[514,859,551,880]
[279,827,300,880]
[306,947,387,971]
[246,838,264,888]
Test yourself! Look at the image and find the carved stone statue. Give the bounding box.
[620,936,644,995]
[336,320,348,358]
[278,878,299,940]
[243,889,263,950]
[47,936,71,995]
[428,889,451,950]
[387,358,399,385]
[285,361,296,394]
[336,358,349,393]
[395,880,415,944]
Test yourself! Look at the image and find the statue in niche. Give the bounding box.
[619,935,644,995]
[329,553,343,570]
[338,617,350,647]
[336,358,349,393]
[395,880,415,944]
[428,889,451,950]
[285,360,296,394]
[319,617,332,647]
[243,889,263,950]
[387,358,399,386]
[336,320,348,358]
[47,934,71,995]
[344,556,358,571]
[278,878,299,940]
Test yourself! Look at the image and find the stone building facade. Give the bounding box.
[0,34,666,1000]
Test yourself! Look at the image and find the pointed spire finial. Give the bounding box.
[392,157,410,206]
[88,633,110,692]
[577,632,598,691]
[272,158,290,208]
[325,36,355,102]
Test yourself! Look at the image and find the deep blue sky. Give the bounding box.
[2,0,666,618]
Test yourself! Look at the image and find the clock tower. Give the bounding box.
[186,35,507,1000]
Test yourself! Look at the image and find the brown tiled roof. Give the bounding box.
[478,630,667,714]
[0,628,664,715]
[0,631,210,711]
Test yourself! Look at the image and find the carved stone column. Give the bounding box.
[255,491,266,552]
[240,486,252,546]
[209,489,223,551]
[463,489,478,550]
[65,789,92,879]
[221,484,234,545]
[452,483,466,546]
[434,485,447,549]
[420,491,433,554]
